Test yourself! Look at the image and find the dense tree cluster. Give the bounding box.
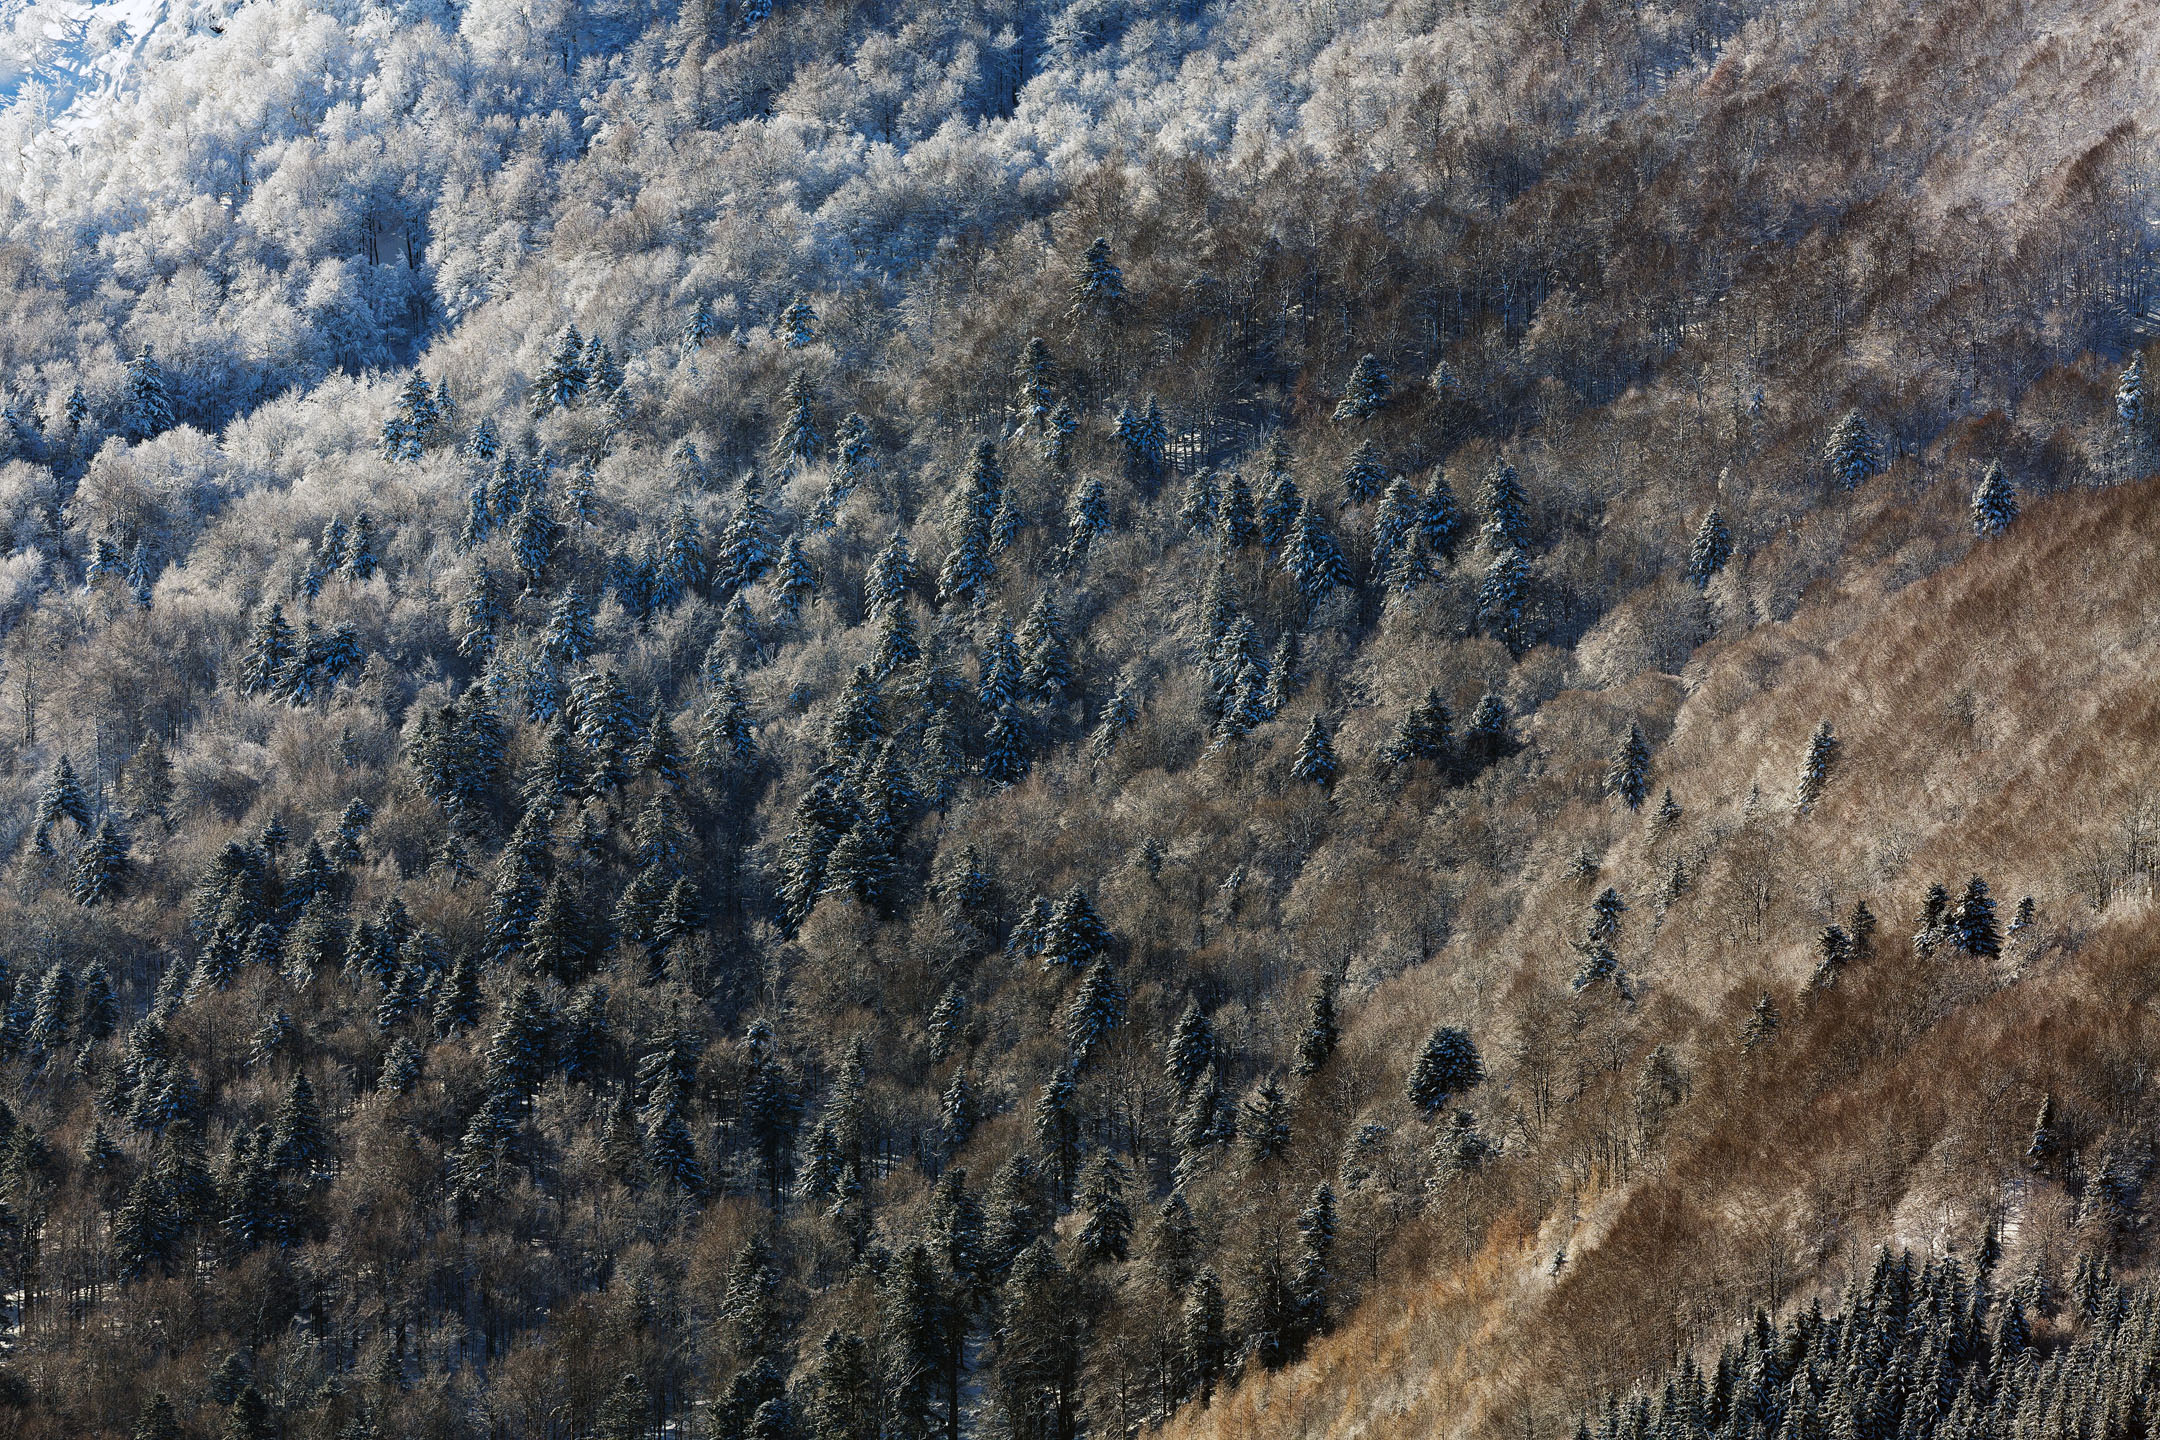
[0,0,2147,1436]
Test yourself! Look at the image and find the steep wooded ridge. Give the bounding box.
[0,0,2157,1438]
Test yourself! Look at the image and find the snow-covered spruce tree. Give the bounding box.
[1062,960,1126,1065]
[1954,874,2002,958]
[73,817,131,906]
[1067,236,1125,328]
[1825,409,1883,489]
[1371,472,1421,573]
[530,326,590,416]
[1291,714,1339,787]
[1280,498,1353,611]
[1064,474,1110,564]
[1384,688,1452,766]
[1338,440,1389,505]
[1333,353,1391,422]
[1972,461,2019,537]
[1607,723,1651,810]
[1014,336,1057,431]
[2119,352,2147,430]
[1794,720,1838,809]
[1686,506,1732,587]
[1407,1026,1484,1115]
[779,295,819,348]
[862,533,915,619]
[1479,459,1530,552]
[1476,547,1531,651]
[771,371,821,470]
[1178,468,1219,533]
[124,345,174,440]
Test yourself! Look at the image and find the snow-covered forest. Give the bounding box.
[5,0,2160,1437]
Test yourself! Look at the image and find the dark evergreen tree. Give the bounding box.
[72,816,131,905]
[1334,353,1391,422]
[1294,976,1339,1076]
[1242,1077,1291,1166]
[1290,713,1338,786]
[1795,720,1838,808]
[1407,1026,1485,1114]
[1826,409,1883,489]
[1972,461,2019,536]
[1953,874,2001,958]
[1608,724,1651,810]
[1480,460,1530,551]
[1385,687,1452,765]
[1687,505,1733,587]
[1338,439,1389,504]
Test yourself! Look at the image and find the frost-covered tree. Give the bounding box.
[1333,353,1391,422]
[1825,409,1883,489]
[771,371,822,469]
[1407,1026,1484,1114]
[2119,353,2146,430]
[530,327,591,416]
[1291,714,1338,787]
[1068,236,1125,328]
[124,346,174,440]
[1794,721,1838,809]
[1687,506,1733,587]
[1607,724,1651,810]
[1014,336,1057,430]
[1480,460,1530,552]
[1972,461,2019,537]
[779,295,819,348]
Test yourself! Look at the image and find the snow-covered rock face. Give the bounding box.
[0,0,239,124]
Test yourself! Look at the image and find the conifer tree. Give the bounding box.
[1953,874,2001,958]
[1067,236,1125,327]
[1018,592,1075,696]
[1407,1026,1484,1114]
[1419,470,1465,561]
[779,295,819,348]
[1385,687,1452,766]
[1477,547,1531,650]
[1243,1077,1292,1165]
[1795,721,1838,809]
[771,370,822,469]
[1371,471,1422,572]
[124,345,174,439]
[1164,1002,1217,1107]
[1043,886,1112,969]
[1063,960,1126,1065]
[73,816,130,905]
[1740,991,1781,1051]
[1177,467,1219,535]
[1480,460,1530,551]
[1075,1154,1134,1269]
[1971,461,2019,537]
[1280,498,1353,610]
[1032,1068,1082,1204]
[1607,724,1651,810]
[1687,506,1733,587]
[1014,336,1057,430]
[1182,1267,1227,1402]
[344,511,381,581]
[1294,977,1340,1077]
[1825,410,1883,489]
[1334,353,1391,422]
[242,605,295,696]
[1338,439,1389,504]
[1291,713,1339,787]
[2120,353,2148,430]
